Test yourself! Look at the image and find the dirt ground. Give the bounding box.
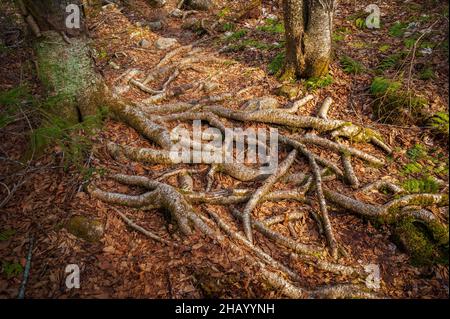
[0,0,448,299]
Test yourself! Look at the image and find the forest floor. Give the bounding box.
[0,0,449,298]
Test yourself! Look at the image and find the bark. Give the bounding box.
[282,0,335,79]
[20,0,107,123]
[21,0,86,37]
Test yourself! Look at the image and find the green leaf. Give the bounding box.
[0,229,16,241]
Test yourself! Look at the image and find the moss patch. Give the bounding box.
[66,215,104,242]
[393,217,449,266]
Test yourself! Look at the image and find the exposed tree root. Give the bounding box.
[241,150,298,243]
[308,154,338,258]
[88,55,448,297]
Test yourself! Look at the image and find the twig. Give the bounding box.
[18,236,34,299]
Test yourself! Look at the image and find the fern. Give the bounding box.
[30,107,107,168]
[305,74,333,90]
[370,77,401,95]
[377,53,405,71]
[389,21,408,37]
[268,52,285,75]
[225,29,247,41]
[428,112,449,137]
[257,18,284,34]
[0,229,15,241]
[340,55,364,74]
[402,176,440,193]
[419,67,435,80]
[407,144,427,161]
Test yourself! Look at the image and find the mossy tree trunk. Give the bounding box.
[18,0,107,124]
[281,0,335,80]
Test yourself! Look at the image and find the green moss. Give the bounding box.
[402,176,440,194]
[278,65,296,83]
[66,216,104,242]
[393,217,449,266]
[277,83,301,99]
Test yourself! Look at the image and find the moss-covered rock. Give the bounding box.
[66,215,104,242]
[276,83,301,100]
[393,217,449,266]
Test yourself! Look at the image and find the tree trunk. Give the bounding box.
[18,0,107,123]
[281,0,335,80]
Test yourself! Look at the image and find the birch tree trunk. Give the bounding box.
[281,0,335,80]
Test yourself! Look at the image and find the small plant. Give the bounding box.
[407,144,427,161]
[377,53,405,71]
[402,162,424,174]
[1,261,23,279]
[218,7,231,19]
[332,33,345,42]
[419,67,435,80]
[402,176,440,194]
[355,17,366,29]
[333,27,351,42]
[222,22,235,32]
[370,76,428,123]
[340,55,364,74]
[268,52,285,75]
[428,111,449,137]
[0,86,30,106]
[370,77,402,95]
[379,44,391,52]
[257,18,284,34]
[225,29,247,41]
[305,74,333,91]
[0,86,31,129]
[0,229,15,241]
[30,106,107,169]
[389,21,408,37]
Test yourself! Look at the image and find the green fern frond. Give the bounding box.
[340,55,365,74]
[428,111,449,137]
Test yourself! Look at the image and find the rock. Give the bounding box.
[66,216,104,242]
[202,82,219,93]
[147,21,163,31]
[146,0,166,8]
[109,61,120,70]
[276,83,301,100]
[185,0,215,11]
[155,37,178,50]
[139,38,151,48]
[182,17,201,31]
[243,97,279,112]
[171,8,184,18]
